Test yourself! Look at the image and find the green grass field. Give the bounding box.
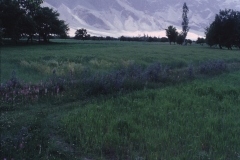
[1,40,240,82]
[1,40,240,160]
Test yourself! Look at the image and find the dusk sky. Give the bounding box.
[44,0,240,39]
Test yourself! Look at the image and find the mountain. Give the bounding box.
[43,0,240,39]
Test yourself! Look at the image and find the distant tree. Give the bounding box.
[120,36,126,41]
[196,37,205,46]
[176,34,185,45]
[85,34,91,40]
[187,39,192,45]
[75,28,87,40]
[205,9,240,49]
[147,36,159,42]
[92,36,99,41]
[106,36,111,41]
[148,36,153,42]
[165,25,178,45]
[160,37,169,42]
[181,2,190,44]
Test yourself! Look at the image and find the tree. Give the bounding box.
[187,39,192,45]
[34,7,69,42]
[196,37,205,46]
[160,37,169,42]
[205,9,240,49]
[181,2,190,44]
[0,0,44,43]
[18,0,43,43]
[0,0,68,44]
[165,25,178,45]
[0,21,3,44]
[75,28,87,40]
[18,0,43,14]
[0,0,26,43]
[176,34,185,45]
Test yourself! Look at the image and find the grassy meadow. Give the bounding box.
[1,40,240,82]
[1,40,240,159]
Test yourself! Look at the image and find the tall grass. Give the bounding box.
[1,60,229,106]
[2,41,240,82]
[1,41,240,159]
[61,71,240,159]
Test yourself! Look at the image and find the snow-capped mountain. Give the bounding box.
[43,0,240,39]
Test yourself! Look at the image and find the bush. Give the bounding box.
[1,60,230,106]
[199,60,227,75]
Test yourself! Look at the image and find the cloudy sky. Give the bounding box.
[44,0,240,39]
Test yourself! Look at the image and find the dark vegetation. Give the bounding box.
[196,37,205,46]
[165,3,190,45]
[0,59,229,106]
[119,35,168,42]
[205,9,240,49]
[0,0,68,43]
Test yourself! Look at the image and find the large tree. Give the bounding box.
[181,2,190,43]
[0,21,3,44]
[18,0,43,14]
[0,0,26,43]
[34,7,69,42]
[205,9,240,49]
[18,0,43,43]
[165,25,178,45]
[0,0,68,43]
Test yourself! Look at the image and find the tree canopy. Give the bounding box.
[165,3,190,46]
[205,9,240,49]
[176,34,185,45]
[196,37,205,46]
[182,2,190,41]
[0,0,68,43]
[35,7,69,42]
[75,28,87,40]
[165,25,178,45]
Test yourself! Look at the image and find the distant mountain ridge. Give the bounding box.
[43,0,240,39]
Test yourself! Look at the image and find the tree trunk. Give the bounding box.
[38,34,41,43]
[43,34,47,43]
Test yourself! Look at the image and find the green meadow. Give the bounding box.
[1,40,240,159]
[2,40,240,82]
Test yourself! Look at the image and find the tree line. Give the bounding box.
[1,1,239,49]
[165,4,240,49]
[205,9,240,49]
[74,28,169,42]
[0,0,69,43]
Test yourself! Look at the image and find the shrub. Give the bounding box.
[187,64,194,79]
[199,60,227,75]
[1,60,230,106]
